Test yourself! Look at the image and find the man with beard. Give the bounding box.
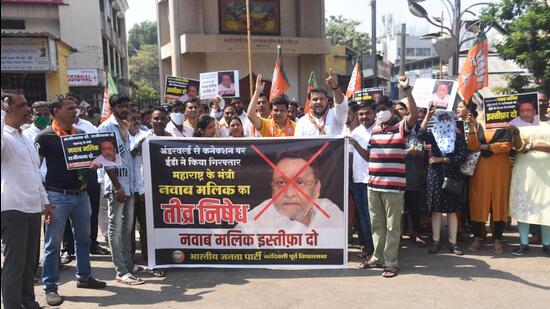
[288,99,299,121]
[348,101,377,264]
[37,94,106,305]
[247,74,296,137]
[230,97,254,136]
[359,77,418,278]
[218,105,237,137]
[295,68,347,136]
[98,95,144,285]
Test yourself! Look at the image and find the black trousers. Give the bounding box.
[1,210,41,309]
[62,180,100,254]
[404,190,421,235]
[131,193,148,260]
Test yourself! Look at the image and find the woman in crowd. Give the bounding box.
[509,121,550,256]
[455,100,478,235]
[466,105,513,255]
[193,114,217,138]
[228,116,245,138]
[400,102,426,246]
[419,105,467,255]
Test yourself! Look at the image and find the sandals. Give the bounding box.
[132,265,150,273]
[382,267,399,278]
[358,260,383,269]
[116,273,145,285]
[152,269,166,277]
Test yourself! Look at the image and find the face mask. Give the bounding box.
[376,110,392,123]
[34,115,50,129]
[170,112,184,125]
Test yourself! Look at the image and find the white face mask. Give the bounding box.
[376,110,392,123]
[170,112,184,125]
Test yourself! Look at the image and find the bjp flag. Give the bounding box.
[304,71,319,114]
[345,60,361,98]
[458,35,488,103]
[269,45,290,101]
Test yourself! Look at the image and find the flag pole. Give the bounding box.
[245,0,254,97]
[359,52,364,100]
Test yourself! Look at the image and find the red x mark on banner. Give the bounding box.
[250,142,330,221]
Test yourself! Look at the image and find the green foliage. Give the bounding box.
[481,0,550,92]
[325,15,371,53]
[130,79,159,105]
[493,74,536,94]
[128,20,160,105]
[129,44,159,91]
[128,21,157,57]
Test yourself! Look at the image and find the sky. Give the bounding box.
[125,0,497,36]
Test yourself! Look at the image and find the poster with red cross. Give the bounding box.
[143,137,348,269]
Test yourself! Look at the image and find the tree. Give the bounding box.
[130,79,159,106]
[128,21,157,57]
[480,0,550,92]
[325,15,371,53]
[129,44,159,90]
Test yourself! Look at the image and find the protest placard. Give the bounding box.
[412,78,458,110]
[484,92,539,129]
[61,132,120,170]
[164,75,200,101]
[353,87,384,101]
[143,137,348,268]
[200,70,240,99]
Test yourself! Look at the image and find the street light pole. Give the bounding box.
[371,0,377,86]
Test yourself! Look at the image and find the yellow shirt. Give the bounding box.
[258,118,295,137]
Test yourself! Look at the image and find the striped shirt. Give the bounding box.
[367,119,410,192]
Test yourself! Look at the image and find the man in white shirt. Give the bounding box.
[348,101,377,261]
[295,68,348,136]
[165,100,193,137]
[1,92,53,309]
[237,148,344,233]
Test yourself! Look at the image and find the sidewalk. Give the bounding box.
[25,231,550,309]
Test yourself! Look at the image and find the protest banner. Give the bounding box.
[484,92,539,129]
[143,137,348,269]
[353,87,384,101]
[61,132,120,170]
[411,78,458,110]
[164,75,200,101]
[200,70,240,99]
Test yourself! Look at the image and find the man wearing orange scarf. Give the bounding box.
[247,74,296,137]
[36,95,106,306]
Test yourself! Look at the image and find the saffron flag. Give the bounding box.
[458,34,488,103]
[269,45,290,101]
[304,71,319,114]
[345,60,361,98]
[100,72,119,122]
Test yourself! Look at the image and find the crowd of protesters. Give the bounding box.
[1,71,549,307]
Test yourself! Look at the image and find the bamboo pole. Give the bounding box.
[245,0,254,97]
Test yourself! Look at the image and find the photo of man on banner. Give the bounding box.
[237,147,344,232]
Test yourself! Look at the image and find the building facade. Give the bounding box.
[1,0,129,107]
[157,0,331,103]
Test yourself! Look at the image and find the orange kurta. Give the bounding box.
[467,126,512,222]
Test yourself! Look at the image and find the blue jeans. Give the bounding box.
[107,193,135,276]
[43,191,92,293]
[352,183,374,254]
